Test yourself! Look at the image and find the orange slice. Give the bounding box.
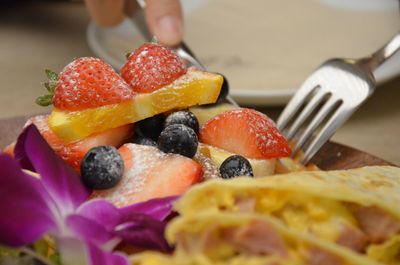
[48,70,223,143]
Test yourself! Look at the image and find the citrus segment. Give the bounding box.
[190,103,238,127]
[48,70,223,143]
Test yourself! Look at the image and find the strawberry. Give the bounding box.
[92,143,203,206]
[3,142,15,157]
[5,115,134,171]
[199,108,291,159]
[51,57,135,111]
[120,43,186,93]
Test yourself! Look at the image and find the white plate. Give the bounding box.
[230,50,400,106]
[87,0,400,106]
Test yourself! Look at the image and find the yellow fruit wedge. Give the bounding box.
[189,103,238,127]
[48,70,223,143]
[198,143,276,177]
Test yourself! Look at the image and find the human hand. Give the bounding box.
[84,0,183,47]
[142,0,183,47]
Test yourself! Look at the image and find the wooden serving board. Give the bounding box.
[0,115,393,170]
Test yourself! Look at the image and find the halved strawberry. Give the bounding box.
[5,115,133,171]
[199,108,291,159]
[92,143,203,206]
[3,142,15,157]
[53,57,136,111]
[121,43,186,93]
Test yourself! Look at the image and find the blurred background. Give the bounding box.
[0,0,91,118]
[0,0,399,164]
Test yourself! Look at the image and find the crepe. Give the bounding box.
[131,211,380,265]
[171,166,400,264]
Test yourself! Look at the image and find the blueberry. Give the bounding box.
[134,114,165,140]
[219,155,253,179]
[158,124,198,158]
[134,137,157,147]
[81,146,124,189]
[164,110,199,133]
[216,73,229,103]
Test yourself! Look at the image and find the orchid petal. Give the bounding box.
[66,214,119,248]
[0,154,56,247]
[78,199,172,251]
[86,242,130,265]
[14,125,90,214]
[115,214,171,252]
[13,126,34,172]
[120,196,178,221]
[77,199,122,231]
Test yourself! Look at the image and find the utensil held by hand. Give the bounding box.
[277,32,400,165]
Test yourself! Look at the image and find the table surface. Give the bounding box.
[0,2,399,165]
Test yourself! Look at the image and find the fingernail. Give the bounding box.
[154,16,182,47]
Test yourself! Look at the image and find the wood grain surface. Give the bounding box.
[0,116,393,171]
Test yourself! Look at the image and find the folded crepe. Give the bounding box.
[171,166,400,265]
[131,211,380,265]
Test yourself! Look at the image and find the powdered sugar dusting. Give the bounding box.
[54,57,135,111]
[91,143,203,207]
[121,43,186,93]
[92,144,167,207]
[201,108,291,159]
[119,145,156,193]
[134,50,148,63]
[241,109,290,157]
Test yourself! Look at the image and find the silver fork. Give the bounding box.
[277,32,400,165]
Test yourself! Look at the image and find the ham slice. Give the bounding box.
[175,225,220,253]
[307,247,344,265]
[222,220,288,257]
[347,205,400,244]
[336,223,368,252]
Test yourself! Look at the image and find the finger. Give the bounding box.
[144,0,183,47]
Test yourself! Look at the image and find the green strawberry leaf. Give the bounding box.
[44,82,51,92]
[44,81,57,93]
[36,94,53,107]
[150,36,159,44]
[45,69,59,81]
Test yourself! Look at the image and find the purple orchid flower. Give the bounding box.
[0,124,177,265]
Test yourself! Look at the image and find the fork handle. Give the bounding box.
[360,32,400,71]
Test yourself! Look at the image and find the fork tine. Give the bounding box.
[277,80,318,131]
[292,97,341,156]
[300,104,353,164]
[285,90,329,140]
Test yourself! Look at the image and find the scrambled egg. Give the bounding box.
[248,191,356,243]
[367,235,400,265]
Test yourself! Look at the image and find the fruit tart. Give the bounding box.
[3,42,293,206]
[0,42,296,265]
